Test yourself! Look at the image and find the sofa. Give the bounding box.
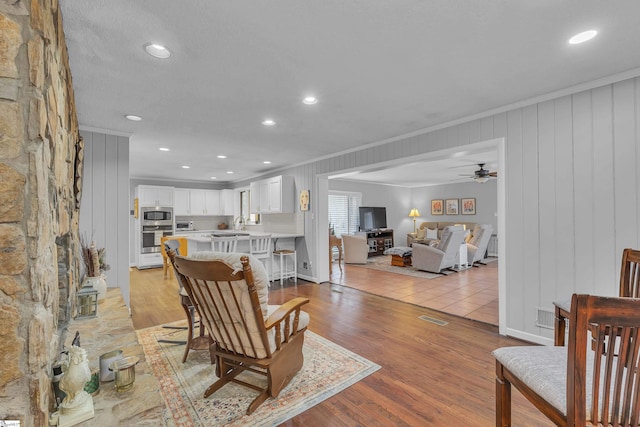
[407,221,476,246]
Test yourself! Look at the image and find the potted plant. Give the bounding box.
[80,234,110,300]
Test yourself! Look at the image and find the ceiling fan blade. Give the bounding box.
[489,172,498,177]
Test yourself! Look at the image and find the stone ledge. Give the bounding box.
[63,288,165,426]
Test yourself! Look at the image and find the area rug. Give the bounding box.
[137,322,380,426]
[351,255,444,279]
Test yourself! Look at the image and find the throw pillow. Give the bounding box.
[416,228,426,240]
[426,228,438,240]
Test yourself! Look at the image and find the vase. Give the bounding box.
[83,275,107,301]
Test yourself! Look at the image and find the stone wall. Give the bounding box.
[0,0,81,425]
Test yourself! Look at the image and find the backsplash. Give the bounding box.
[176,215,233,231]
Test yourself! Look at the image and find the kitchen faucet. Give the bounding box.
[233,216,245,231]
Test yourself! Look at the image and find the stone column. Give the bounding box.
[0,0,81,425]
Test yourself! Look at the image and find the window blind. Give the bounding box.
[328,191,362,237]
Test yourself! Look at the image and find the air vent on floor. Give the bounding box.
[535,307,555,330]
[419,315,448,326]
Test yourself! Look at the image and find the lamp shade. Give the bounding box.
[409,208,420,218]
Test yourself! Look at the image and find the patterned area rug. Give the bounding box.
[137,322,380,426]
[351,255,444,279]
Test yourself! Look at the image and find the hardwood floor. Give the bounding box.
[130,264,551,426]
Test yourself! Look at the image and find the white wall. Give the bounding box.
[78,129,131,306]
[410,180,498,232]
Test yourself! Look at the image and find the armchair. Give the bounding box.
[493,294,640,426]
[412,226,466,273]
[466,224,493,266]
[169,251,310,415]
[342,234,369,264]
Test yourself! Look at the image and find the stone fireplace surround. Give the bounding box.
[1,1,101,424]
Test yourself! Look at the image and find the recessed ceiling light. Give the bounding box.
[125,114,142,121]
[210,176,217,180]
[144,43,171,59]
[262,119,276,126]
[303,96,318,105]
[181,165,190,169]
[263,161,271,164]
[159,147,170,152]
[217,155,227,159]
[226,171,234,174]
[568,30,598,45]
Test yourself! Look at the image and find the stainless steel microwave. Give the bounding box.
[141,207,173,223]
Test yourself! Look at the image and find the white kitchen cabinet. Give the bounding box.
[173,188,190,215]
[190,189,220,215]
[249,176,294,213]
[250,181,261,213]
[137,185,174,207]
[220,189,238,216]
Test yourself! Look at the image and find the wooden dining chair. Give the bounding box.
[494,294,640,426]
[554,248,640,346]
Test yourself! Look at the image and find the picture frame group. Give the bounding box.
[431,198,476,215]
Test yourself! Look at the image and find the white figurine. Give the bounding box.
[53,345,94,426]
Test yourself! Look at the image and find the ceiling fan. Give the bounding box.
[460,163,498,183]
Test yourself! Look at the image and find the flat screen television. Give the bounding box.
[359,207,387,231]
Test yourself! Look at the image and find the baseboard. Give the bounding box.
[504,328,553,346]
[297,273,317,283]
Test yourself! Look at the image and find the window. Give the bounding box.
[328,191,361,237]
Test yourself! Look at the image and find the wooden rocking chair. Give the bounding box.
[494,294,640,426]
[168,250,310,415]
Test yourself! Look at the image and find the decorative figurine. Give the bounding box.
[52,344,95,426]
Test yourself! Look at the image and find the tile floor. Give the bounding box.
[329,257,498,325]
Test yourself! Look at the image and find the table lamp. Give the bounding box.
[409,208,420,233]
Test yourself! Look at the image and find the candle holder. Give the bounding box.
[109,356,140,392]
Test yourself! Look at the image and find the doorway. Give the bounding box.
[314,138,507,333]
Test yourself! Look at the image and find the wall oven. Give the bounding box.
[140,207,174,254]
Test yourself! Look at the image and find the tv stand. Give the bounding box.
[357,229,394,257]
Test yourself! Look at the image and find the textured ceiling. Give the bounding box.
[59,1,640,186]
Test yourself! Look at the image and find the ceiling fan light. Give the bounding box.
[475,177,489,184]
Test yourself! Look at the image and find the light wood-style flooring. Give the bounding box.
[330,258,499,325]
[130,263,550,426]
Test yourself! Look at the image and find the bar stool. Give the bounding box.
[272,249,297,285]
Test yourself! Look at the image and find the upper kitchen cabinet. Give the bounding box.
[250,176,294,213]
[249,181,261,214]
[173,189,190,216]
[189,189,220,215]
[220,189,239,216]
[137,185,174,207]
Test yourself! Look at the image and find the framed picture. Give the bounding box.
[461,198,476,215]
[299,190,310,211]
[431,199,443,215]
[445,199,459,215]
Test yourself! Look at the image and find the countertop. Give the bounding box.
[178,230,302,243]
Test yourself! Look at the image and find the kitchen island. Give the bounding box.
[177,230,300,254]
[174,231,302,281]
